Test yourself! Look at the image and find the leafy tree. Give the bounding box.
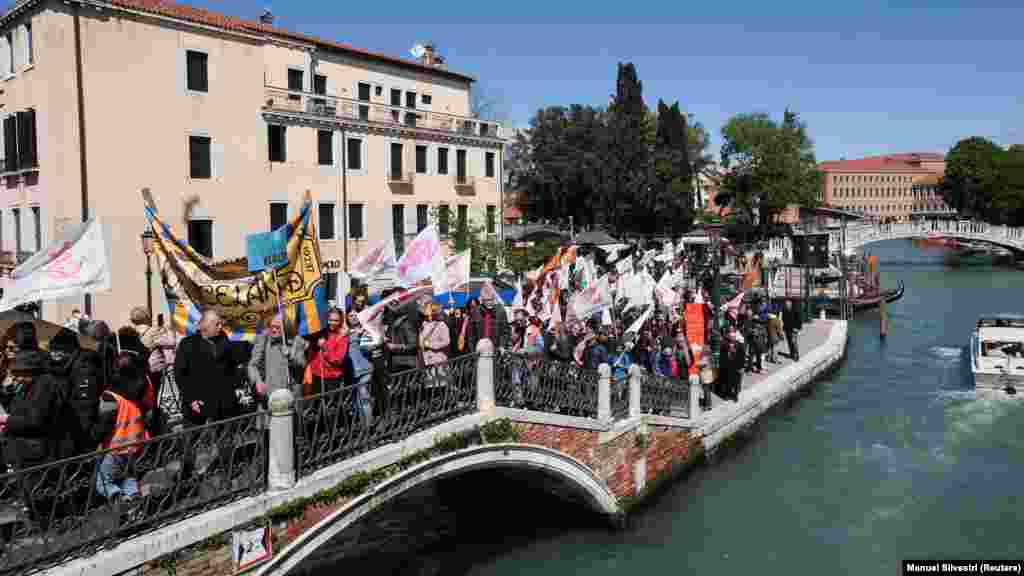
[939,136,1005,220]
[718,109,823,236]
[644,100,693,235]
[602,63,650,233]
[431,207,505,276]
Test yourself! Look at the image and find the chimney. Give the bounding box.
[259,8,273,25]
[420,43,436,65]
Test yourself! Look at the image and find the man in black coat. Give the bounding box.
[173,310,245,426]
[783,299,801,361]
[720,325,746,402]
[48,328,105,456]
[474,283,509,351]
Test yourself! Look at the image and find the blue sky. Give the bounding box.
[197,0,1021,161]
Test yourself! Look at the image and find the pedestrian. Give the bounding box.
[721,325,746,402]
[346,313,377,426]
[475,283,509,351]
[94,352,153,507]
[47,328,105,456]
[783,299,801,361]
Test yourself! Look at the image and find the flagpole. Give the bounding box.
[272,268,288,348]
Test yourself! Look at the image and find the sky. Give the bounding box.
[193,0,1022,162]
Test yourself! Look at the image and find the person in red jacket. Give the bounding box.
[306,308,349,395]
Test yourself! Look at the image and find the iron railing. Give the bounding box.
[294,354,478,478]
[0,411,267,575]
[494,353,599,419]
[610,376,630,421]
[639,371,691,419]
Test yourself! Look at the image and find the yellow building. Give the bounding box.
[0,0,504,326]
[819,153,952,221]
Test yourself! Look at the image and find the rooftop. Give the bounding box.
[1,0,476,83]
[819,152,946,173]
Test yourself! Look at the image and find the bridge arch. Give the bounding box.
[256,444,621,576]
[824,220,1024,255]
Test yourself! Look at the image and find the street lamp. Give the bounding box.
[140,228,155,320]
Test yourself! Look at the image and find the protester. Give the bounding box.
[47,328,105,455]
[720,325,746,401]
[383,297,420,375]
[247,314,305,401]
[783,299,801,361]
[475,283,509,350]
[304,308,349,396]
[346,312,377,425]
[173,310,245,425]
[419,302,451,390]
[94,352,153,504]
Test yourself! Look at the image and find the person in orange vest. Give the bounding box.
[95,355,152,502]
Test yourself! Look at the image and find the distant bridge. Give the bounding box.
[761,220,1024,260]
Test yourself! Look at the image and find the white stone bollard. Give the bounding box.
[628,364,643,419]
[598,364,611,422]
[476,339,495,415]
[268,388,296,492]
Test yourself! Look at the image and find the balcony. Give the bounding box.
[264,86,503,139]
[454,174,475,196]
[388,171,414,194]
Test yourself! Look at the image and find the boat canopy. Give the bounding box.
[977,314,1024,329]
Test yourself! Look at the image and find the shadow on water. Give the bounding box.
[299,468,614,576]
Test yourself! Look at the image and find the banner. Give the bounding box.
[0,218,112,312]
[355,285,432,341]
[685,303,705,348]
[245,228,288,273]
[626,307,652,335]
[350,238,397,279]
[397,225,442,287]
[573,275,612,319]
[144,190,328,341]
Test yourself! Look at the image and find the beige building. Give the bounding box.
[819,153,952,221]
[0,0,504,326]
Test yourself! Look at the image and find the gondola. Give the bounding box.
[849,279,905,311]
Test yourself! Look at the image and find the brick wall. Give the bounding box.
[645,427,696,484]
[132,498,354,576]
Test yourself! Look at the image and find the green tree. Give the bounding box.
[429,207,506,276]
[643,100,694,235]
[939,136,1005,220]
[602,62,650,234]
[718,109,822,236]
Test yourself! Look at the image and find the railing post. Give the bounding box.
[628,364,642,419]
[268,389,296,492]
[476,338,495,415]
[598,364,611,422]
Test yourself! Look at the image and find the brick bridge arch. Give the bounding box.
[254,443,621,576]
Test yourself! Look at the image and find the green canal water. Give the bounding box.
[315,239,1024,575]
[453,239,1024,575]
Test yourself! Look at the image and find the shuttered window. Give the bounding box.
[16,109,36,169]
[318,130,333,166]
[268,125,286,163]
[348,203,364,239]
[3,115,18,172]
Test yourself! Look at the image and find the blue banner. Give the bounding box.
[246,228,288,272]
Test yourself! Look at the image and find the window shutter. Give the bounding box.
[15,111,27,170]
[23,109,35,168]
[3,116,16,172]
[0,36,10,75]
[177,49,186,94]
[13,26,24,70]
[212,142,224,179]
[404,204,417,242]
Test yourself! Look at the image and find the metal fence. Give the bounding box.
[0,410,267,576]
[610,376,631,421]
[494,353,599,419]
[639,372,691,418]
[294,354,478,478]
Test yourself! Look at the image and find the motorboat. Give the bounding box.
[970,314,1024,391]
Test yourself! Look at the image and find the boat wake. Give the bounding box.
[928,346,963,363]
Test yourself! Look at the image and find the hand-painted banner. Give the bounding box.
[143,189,328,341]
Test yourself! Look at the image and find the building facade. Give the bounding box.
[0,0,504,326]
[819,153,952,221]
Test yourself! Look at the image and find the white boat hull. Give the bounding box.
[970,334,1024,390]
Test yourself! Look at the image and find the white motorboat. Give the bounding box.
[970,314,1024,391]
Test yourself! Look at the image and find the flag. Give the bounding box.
[573,274,612,319]
[445,249,471,291]
[511,279,524,309]
[625,307,652,335]
[337,271,351,310]
[356,285,432,341]
[558,264,571,290]
[142,189,328,341]
[397,225,443,287]
[722,291,745,320]
[350,239,397,279]
[616,255,632,275]
[0,218,112,312]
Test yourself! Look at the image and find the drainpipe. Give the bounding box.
[72,4,92,316]
[339,126,347,271]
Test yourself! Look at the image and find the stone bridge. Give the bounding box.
[42,320,848,576]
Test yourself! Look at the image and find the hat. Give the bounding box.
[49,328,80,354]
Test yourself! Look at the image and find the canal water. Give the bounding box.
[450,239,1024,575]
[316,239,1024,575]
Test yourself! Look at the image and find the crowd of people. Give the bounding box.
[0,241,814,531]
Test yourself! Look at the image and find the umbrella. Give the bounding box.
[575,229,621,246]
[433,278,517,309]
[0,317,99,351]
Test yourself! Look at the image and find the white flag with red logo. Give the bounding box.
[397,225,444,288]
[0,219,112,312]
[350,238,397,279]
[445,249,471,291]
[572,274,613,319]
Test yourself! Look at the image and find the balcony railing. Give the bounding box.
[454,174,475,195]
[388,171,414,187]
[264,86,503,139]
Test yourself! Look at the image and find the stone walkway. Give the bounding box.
[704,319,836,411]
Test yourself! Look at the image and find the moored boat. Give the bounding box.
[970,314,1024,391]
